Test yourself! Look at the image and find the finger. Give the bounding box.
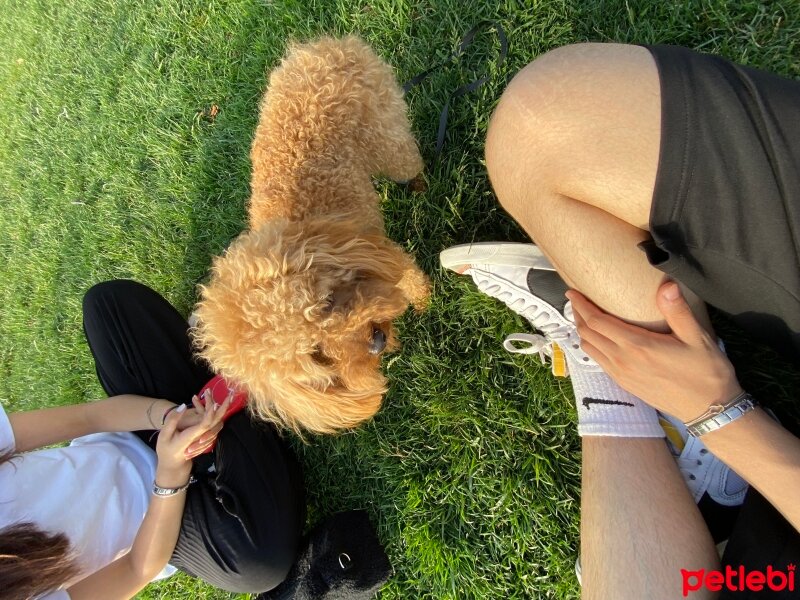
[161,403,187,438]
[200,393,218,425]
[566,289,599,316]
[192,394,203,411]
[573,309,620,358]
[186,436,217,457]
[188,422,223,448]
[569,289,655,345]
[186,432,218,452]
[568,290,615,332]
[201,392,228,428]
[177,399,216,440]
[578,339,615,374]
[211,393,233,425]
[179,395,230,444]
[656,282,706,346]
[185,447,213,460]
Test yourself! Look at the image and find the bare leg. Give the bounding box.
[582,439,718,599]
[486,44,719,598]
[487,43,711,332]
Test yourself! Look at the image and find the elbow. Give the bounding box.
[128,555,169,584]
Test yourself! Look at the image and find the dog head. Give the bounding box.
[193,216,429,435]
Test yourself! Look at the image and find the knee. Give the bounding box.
[83,279,132,315]
[82,280,145,321]
[487,44,581,216]
[486,43,649,214]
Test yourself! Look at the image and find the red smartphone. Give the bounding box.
[196,375,249,420]
[194,375,248,454]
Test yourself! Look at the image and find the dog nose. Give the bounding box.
[369,328,387,355]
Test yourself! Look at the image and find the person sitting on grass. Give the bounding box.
[442,43,800,599]
[0,280,305,600]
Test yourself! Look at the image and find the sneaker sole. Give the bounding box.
[439,242,555,272]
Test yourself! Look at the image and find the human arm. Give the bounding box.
[66,395,230,600]
[568,282,800,532]
[8,394,214,453]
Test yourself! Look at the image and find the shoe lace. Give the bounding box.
[474,276,576,370]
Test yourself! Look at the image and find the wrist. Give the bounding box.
[679,382,744,423]
[158,402,180,428]
[155,463,192,488]
[152,474,195,498]
[146,399,178,430]
[685,390,755,437]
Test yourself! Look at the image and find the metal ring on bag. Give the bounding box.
[338,552,352,569]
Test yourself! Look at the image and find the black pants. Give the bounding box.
[82,280,305,593]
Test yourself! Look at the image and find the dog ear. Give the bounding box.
[395,261,430,310]
[298,217,430,308]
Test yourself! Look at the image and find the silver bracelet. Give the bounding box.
[685,391,756,437]
[152,475,196,497]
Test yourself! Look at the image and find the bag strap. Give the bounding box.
[403,21,508,159]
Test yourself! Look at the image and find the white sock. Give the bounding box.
[565,354,665,438]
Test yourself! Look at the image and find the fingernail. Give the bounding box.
[663,283,680,301]
[176,404,187,413]
[212,402,219,411]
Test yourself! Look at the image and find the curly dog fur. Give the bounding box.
[194,36,430,435]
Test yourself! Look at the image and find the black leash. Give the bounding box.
[403,21,508,159]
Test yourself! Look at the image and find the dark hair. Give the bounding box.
[0,451,79,600]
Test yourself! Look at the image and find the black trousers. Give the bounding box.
[82,280,305,593]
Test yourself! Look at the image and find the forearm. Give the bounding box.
[127,464,191,577]
[86,395,177,435]
[703,407,800,531]
[8,395,177,452]
[67,464,191,600]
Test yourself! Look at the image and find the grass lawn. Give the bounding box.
[1,0,799,598]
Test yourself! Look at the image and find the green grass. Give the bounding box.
[1,0,799,598]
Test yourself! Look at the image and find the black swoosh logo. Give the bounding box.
[582,397,635,409]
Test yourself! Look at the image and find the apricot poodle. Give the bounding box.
[193,36,430,435]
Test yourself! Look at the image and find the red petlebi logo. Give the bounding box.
[682,564,795,596]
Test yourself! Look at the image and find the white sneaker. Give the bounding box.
[440,242,594,376]
[659,412,748,506]
[442,242,747,503]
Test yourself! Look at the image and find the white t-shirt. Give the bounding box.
[0,403,176,599]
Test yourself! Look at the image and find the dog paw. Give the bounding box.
[404,174,427,194]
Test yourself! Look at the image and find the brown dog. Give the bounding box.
[193,36,430,435]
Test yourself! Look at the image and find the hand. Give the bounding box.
[155,393,230,474]
[172,399,206,431]
[566,282,743,422]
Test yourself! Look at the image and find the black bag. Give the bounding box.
[258,510,392,600]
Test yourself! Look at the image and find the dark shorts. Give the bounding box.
[645,45,800,599]
[644,44,800,359]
